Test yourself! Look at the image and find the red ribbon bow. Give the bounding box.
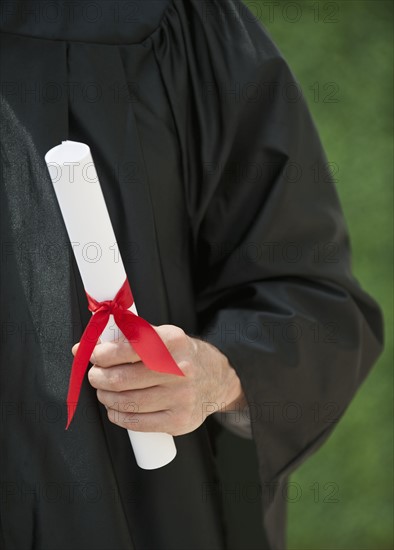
[66,278,184,429]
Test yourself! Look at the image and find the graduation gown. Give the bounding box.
[0,1,384,549]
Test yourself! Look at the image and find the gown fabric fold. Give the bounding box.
[0,1,383,549]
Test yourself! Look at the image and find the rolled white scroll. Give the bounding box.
[45,141,177,470]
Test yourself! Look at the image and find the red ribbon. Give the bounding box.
[66,278,184,429]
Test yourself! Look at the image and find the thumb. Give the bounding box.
[71,337,102,356]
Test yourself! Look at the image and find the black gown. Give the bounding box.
[0,1,384,549]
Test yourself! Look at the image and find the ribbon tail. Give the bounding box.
[116,311,184,377]
[66,311,109,429]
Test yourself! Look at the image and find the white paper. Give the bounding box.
[45,141,177,470]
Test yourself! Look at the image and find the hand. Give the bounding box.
[71,325,245,436]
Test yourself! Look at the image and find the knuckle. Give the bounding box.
[107,407,133,428]
[92,342,120,367]
[178,359,193,376]
[107,408,118,425]
[119,393,139,414]
[96,388,105,405]
[113,342,126,364]
[87,366,98,387]
[168,326,187,349]
[107,369,124,391]
[91,347,103,366]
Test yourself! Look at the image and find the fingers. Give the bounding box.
[152,325,193,361]
[106,408,187,435]
[72,340,141,367]
[70,324,199,436]
[88,362,181,392]
[71,324,190,368]
[72,337,101,357]
[96,386,171,414]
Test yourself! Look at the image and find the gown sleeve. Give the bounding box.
[152,0,383,512]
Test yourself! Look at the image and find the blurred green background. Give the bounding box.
[242,1,393,548]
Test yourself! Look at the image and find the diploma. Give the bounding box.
[45,141,181,470]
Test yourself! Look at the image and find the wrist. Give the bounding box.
[196,338,246,412]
